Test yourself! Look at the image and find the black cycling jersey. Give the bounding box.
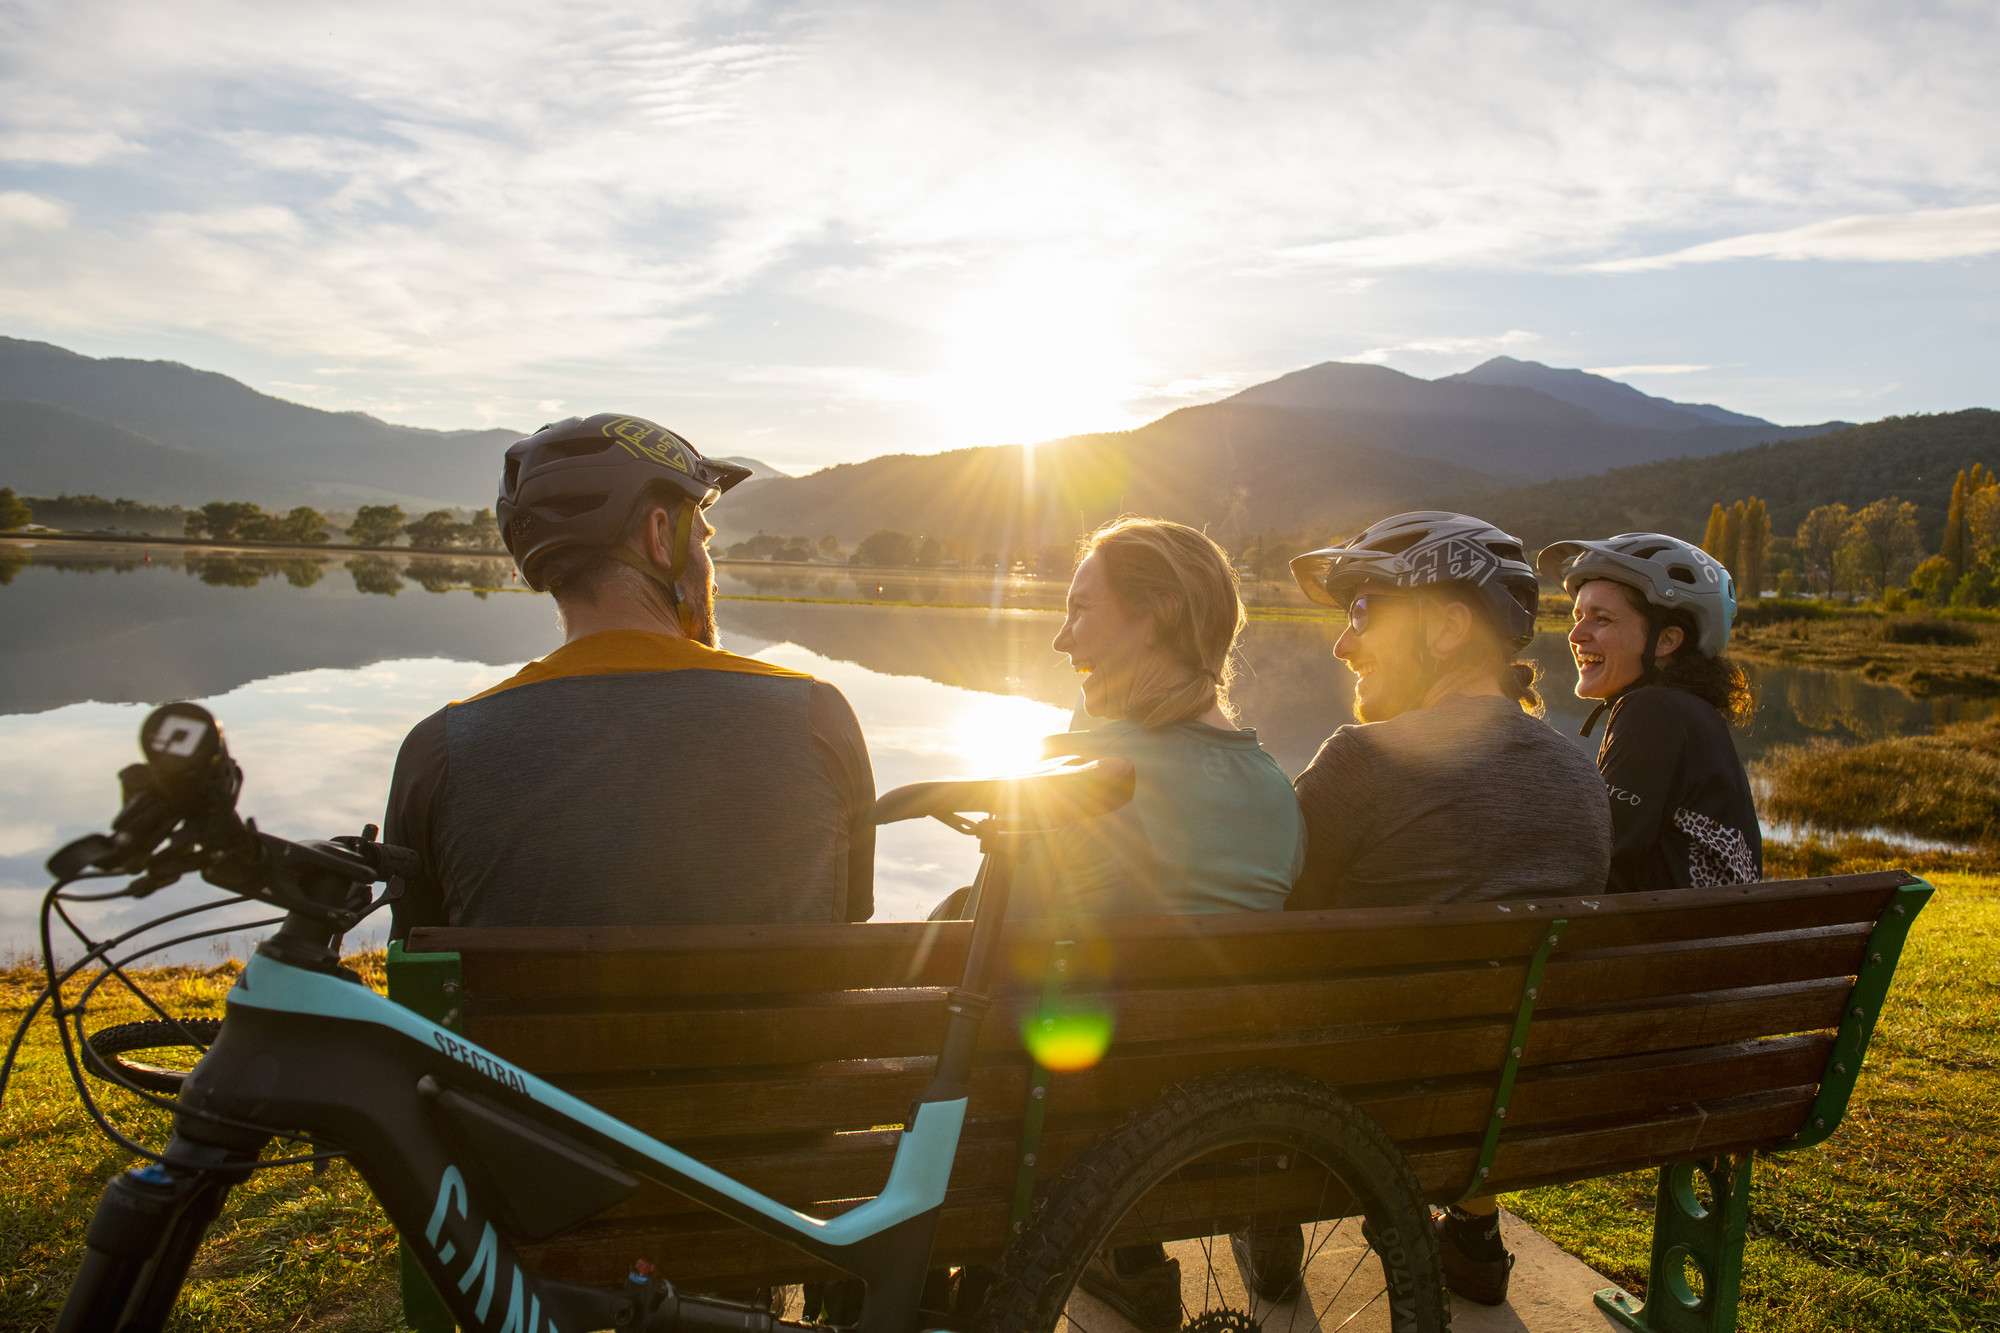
[1596,684,1761,894]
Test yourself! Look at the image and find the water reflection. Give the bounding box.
[4,539,1987,959]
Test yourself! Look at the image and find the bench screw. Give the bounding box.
[1833,1063,1847,1074]
[1022,1153,1037,1167]
[1893,905,1906,915]
[1851,1007,1865,1018]
[1054,958,1067,972]
[1477,1167,1489,1178]
[1546,935,1559,946]
[1870,953,1883,965]
[442,981,460,997]
[1510,1047,1523,1059]
[1526,988,1538,1001]
[1031,1086,1046,1100]
[1494,1108,1507,1119]
[1814,1118,1826,1129]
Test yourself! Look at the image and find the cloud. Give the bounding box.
[1593,203,2000,271]
[1352,330,1539,365]
[0,191,69,230]
[0,0,1995,453]
[1584,363,1714,376]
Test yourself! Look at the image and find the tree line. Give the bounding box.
[1693,471,2000,609]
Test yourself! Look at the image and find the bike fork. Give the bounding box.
[56,1131,266,1333]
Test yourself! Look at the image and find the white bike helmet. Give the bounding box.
[1290,511,1540,646]
[1536,533,1736,656]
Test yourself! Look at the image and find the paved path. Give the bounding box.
[1062,1211,1627,1331]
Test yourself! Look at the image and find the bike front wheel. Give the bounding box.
[982,1068,1445,1333]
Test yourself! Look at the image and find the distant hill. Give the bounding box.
[718,361,1848,550]
[0,337,518,509]
[1469,410,2000,549]
[1225,361,1840,479]
[714,456,790,481]
[1439,356,1770,430]
[0,398,274,505]
[715,400,1501,554]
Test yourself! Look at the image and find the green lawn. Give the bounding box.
[2,880,1993,1331]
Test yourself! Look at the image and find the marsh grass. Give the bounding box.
[1507,872,2000,1331]
[1758,717,2000,845]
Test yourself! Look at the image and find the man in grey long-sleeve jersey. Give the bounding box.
[1271,512,1609,1310]
[385,413,874,940]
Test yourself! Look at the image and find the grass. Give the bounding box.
[1506,871,2000,1331]
[3,879,1993,1332]
[0,956,405,1333]
[1758,716,2000,846]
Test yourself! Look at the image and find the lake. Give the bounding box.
[3,541,1989,961]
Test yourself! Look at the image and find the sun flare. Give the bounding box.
[925,263,1144,449]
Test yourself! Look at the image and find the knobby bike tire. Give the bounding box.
[84,1018,221,1094]
[980,1067,1446,1333]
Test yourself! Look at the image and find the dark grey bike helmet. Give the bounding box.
[1290,511,1540,646]
[1536,533,1736,656]
[497,413,752,595]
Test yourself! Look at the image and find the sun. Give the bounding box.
[924,262,1144,449]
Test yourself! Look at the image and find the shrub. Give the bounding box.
[1757,718,2000,844]
[1875,616,1979,646]
[1733,599,1835,629]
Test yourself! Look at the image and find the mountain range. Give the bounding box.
[1,335,1852,544]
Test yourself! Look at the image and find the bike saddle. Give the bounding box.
[871,757,1135,830]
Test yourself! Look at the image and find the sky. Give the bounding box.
[1,0,1995,474]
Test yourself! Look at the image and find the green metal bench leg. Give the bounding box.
[401,1239,456,1331]
[1595,1153,1753,1333]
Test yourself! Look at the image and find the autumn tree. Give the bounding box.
[1736,497,1770,601]
[345,504,406,547]
[1701,503,1727,563]
[1840,498,1924,596]
[1795,503,1852,598]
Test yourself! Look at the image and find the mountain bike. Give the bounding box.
[6,702,1444,1332]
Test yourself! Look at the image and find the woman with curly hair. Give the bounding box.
[1538,533,1761,893]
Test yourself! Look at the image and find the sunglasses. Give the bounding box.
[1344,591,1412,634]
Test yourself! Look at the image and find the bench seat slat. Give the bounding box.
[517,1086,1818,1288]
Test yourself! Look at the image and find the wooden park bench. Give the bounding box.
[386,868,1930,1332]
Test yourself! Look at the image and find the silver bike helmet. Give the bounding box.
[1290,511,1540,646]
[1535,533,1736,656]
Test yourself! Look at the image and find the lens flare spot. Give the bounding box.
[1021,1007,1114,1072]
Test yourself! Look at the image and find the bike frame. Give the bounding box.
[60,828,1028,1333]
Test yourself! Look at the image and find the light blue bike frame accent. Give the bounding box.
[229,953,966,1247]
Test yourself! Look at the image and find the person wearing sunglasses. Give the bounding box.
[383,413,877,942]
[1263,511,1610,1308]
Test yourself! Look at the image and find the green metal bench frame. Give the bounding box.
[1590,879,1932,1332]
[382,879,1933,1333]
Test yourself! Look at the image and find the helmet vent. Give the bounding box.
[549,437,618,459]
[543,494,607,518]
[1368,532,1422,556]
[1668,564,1697,584]
[1489,541,1526,562]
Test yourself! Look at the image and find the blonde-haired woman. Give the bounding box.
[1030,516,1304,922]
[1031,518,1305,1326]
